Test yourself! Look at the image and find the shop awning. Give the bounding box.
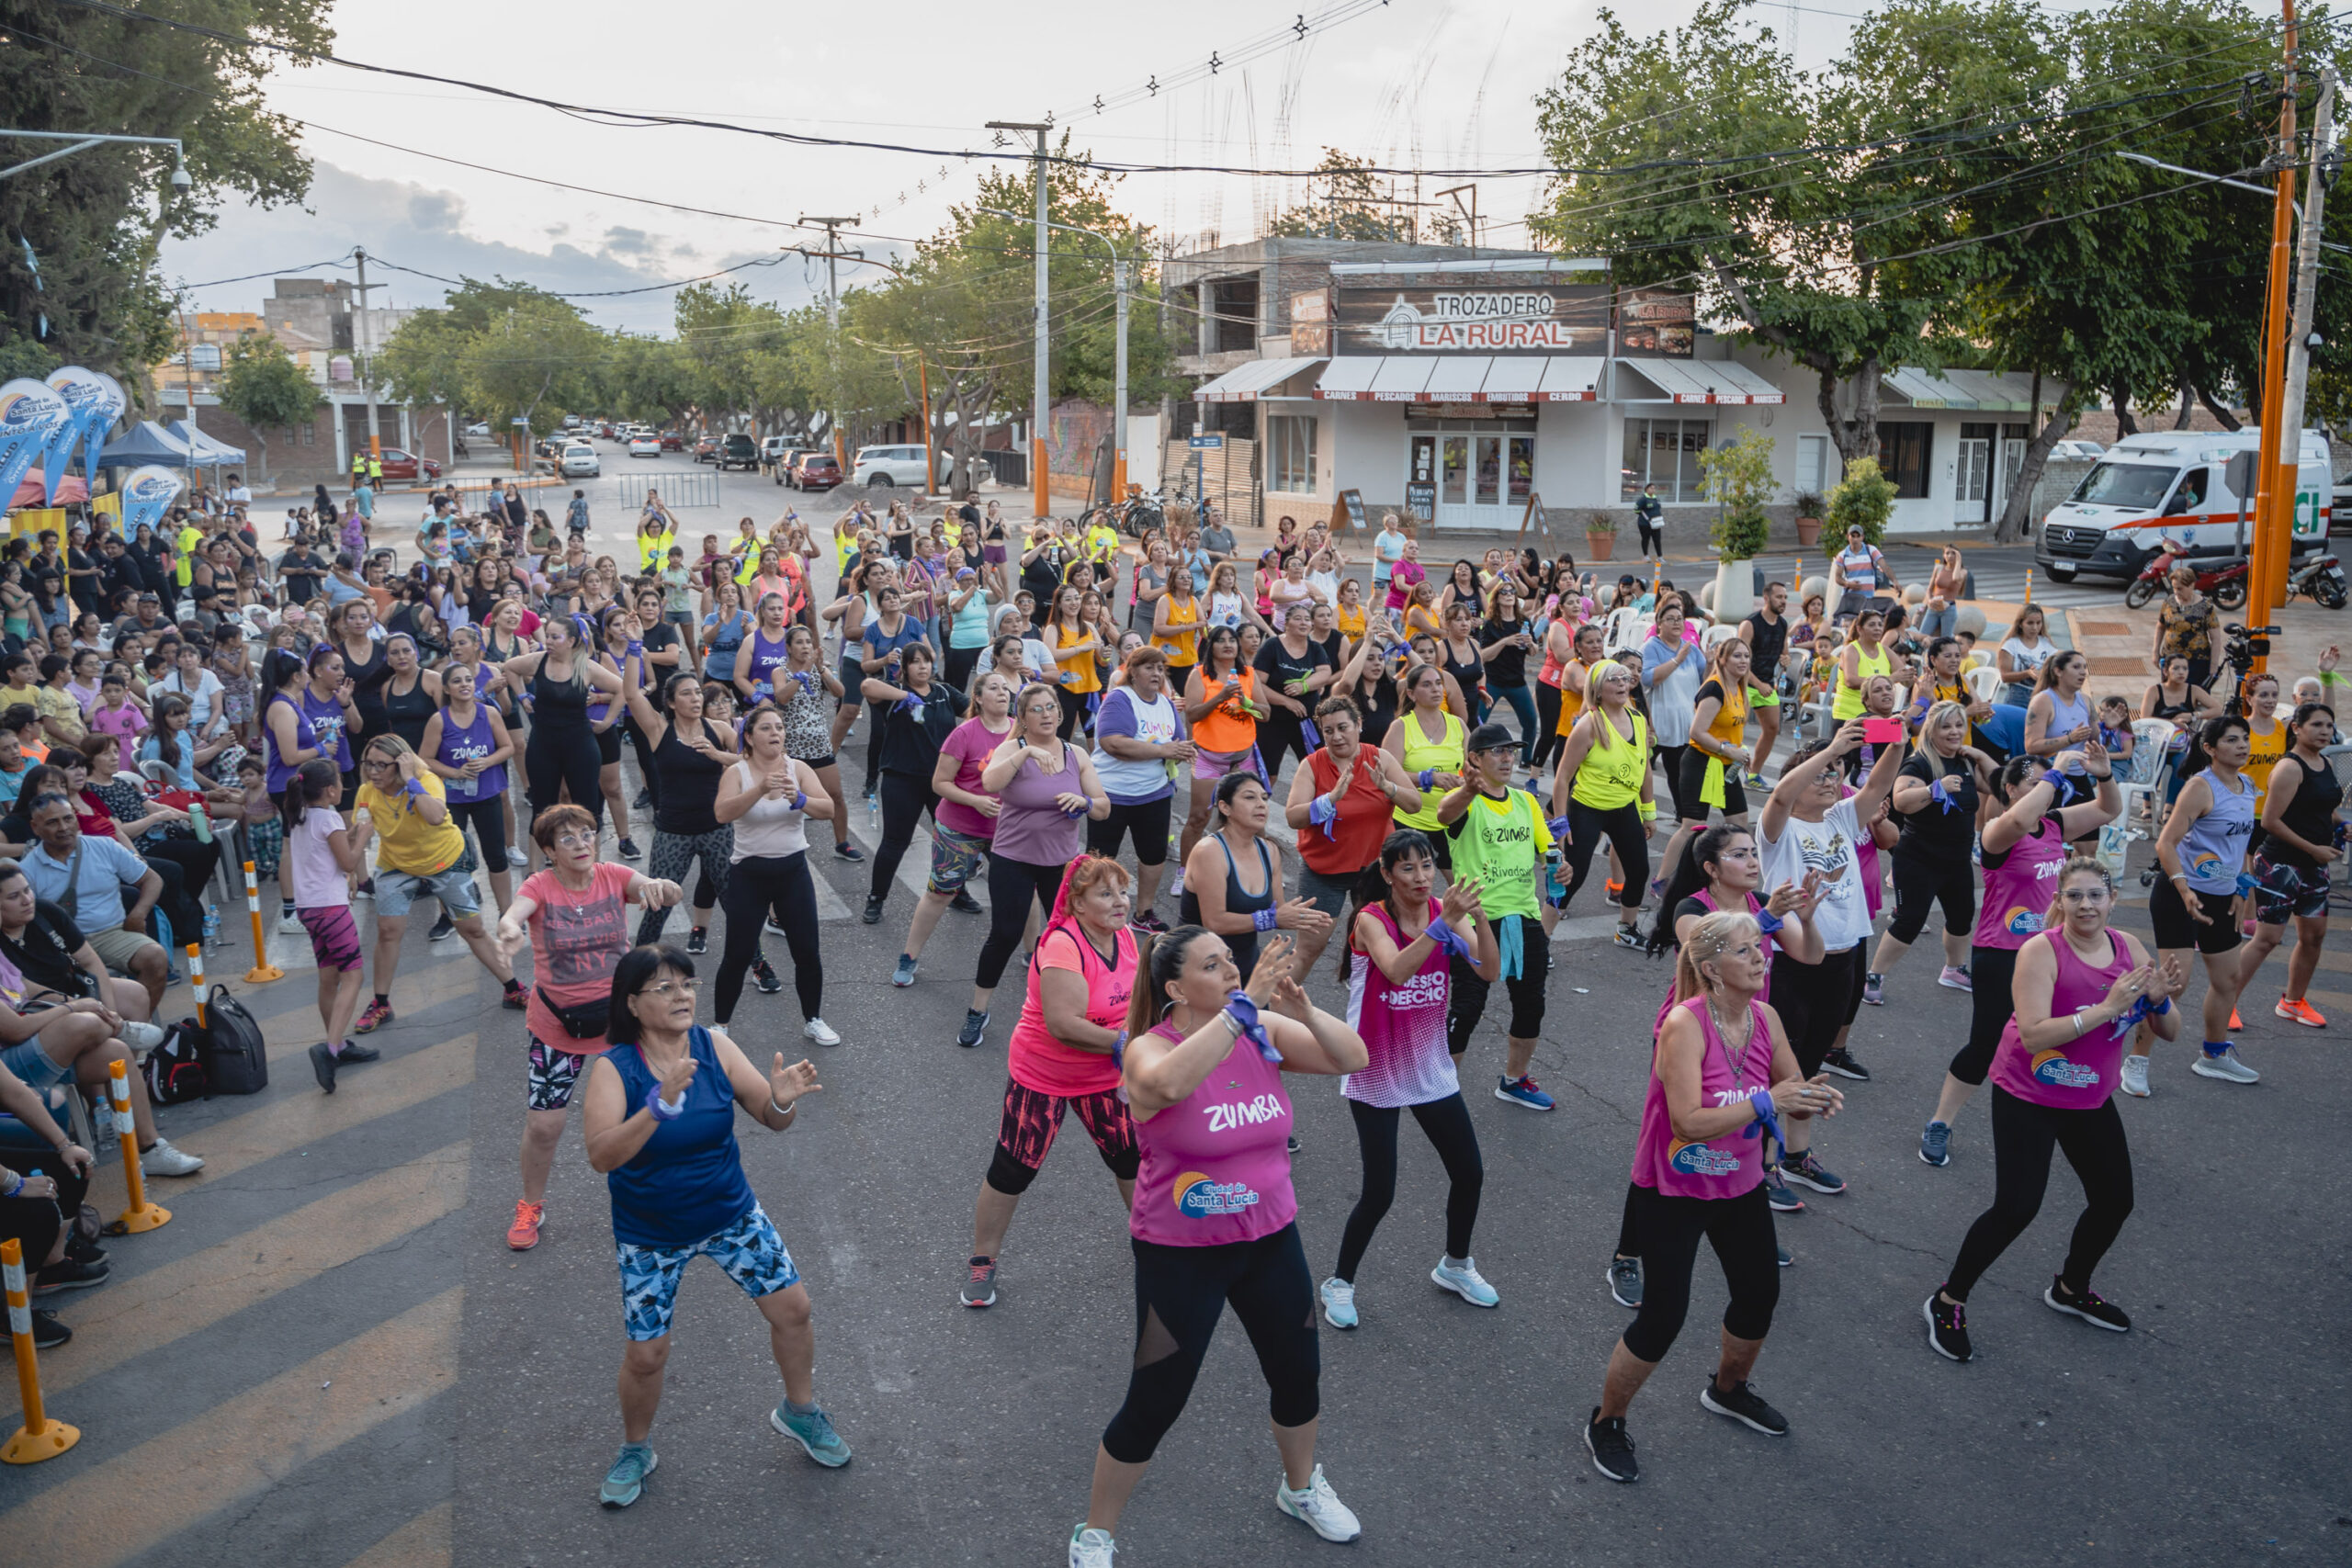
[1619,358,1786,404]
[1313,355,1608,402]
[1313,358,1382,400]
[1537,357,1606,400]
[1194,356,1324,402]
[1368,358,1436,401]
[1883,367,2043,412]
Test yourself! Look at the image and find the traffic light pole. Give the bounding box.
[2248,0,2301,648]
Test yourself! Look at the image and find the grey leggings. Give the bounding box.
[635,826,733,945]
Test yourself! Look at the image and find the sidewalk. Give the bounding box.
[2067,588,2350,701]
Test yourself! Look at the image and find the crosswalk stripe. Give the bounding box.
[250,964,483,1055]
[0,1288,461,1568]
[2,1144,468,1419]
[341,1501,453,1568]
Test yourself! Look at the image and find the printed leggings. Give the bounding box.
[713,852,822,1025]
[1333,1092,1483,1282]
[636,826,733,945]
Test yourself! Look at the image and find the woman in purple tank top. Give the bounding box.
[1925,858,2183,1363]
[1068,926,1367,1566]
[730,590,796,705]
[1582,910,1840,1485]
[1919,747,2118,1168]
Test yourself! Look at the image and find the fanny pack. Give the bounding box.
[536,987,610,1040]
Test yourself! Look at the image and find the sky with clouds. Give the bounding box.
[157,0,1869,336]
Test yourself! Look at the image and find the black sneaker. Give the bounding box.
[1607,1256,1644,1308]
[63,1233,107,1267]
[2043,1277,2131,1333]
[309,1040,338,1094]
[686,927,708,955]
[1286,1133,1301,1155]
[617,837,642,860]
[1821,1047,1870,1081]
[956,1008,989,1048]
[1924,1290,1973,1362]
[428,910,458,942]
[29,1308,70,1348]
[1611,927,1643,950]
[752,956,785,995]
[633,788,652,810]
[949,888,983,915]
[862,895,886,926]
[1583,1409,1638,1483]
[1699,1378,1789,1436]
[833,840,865,863]
[1781,1150,1845,1194]
[334,1040,381,1066]
[30,1256,109,1295]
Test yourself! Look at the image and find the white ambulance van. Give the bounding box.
[2033,427,2331,582]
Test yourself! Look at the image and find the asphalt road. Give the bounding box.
[2,446,2344,1567]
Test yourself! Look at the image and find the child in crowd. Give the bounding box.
[281,757,374,1093]
[237,755,285,913]
[87,673,147,749]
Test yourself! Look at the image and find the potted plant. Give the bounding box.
[1792,489,1826,548]
[1697,427,1776,620]
[1584,508,1619,561]
[1824,456,1897,555]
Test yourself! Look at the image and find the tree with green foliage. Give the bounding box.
[374,310,471,466]
[458,299,603,438]
[1266,149,1417,243]
[216,334,320,482]
[1825,457,1899,551]
[1699,427,1776,558]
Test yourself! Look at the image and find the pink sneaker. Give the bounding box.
[1938,965,1973,992]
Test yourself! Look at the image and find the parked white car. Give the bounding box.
[628,434,662,458]
[853,444,932,488]
[560,444,601,478]
[464,421,491,437]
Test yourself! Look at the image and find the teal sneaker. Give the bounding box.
[1430,1255,1500,1307]
[599,1442,656,1507]
[772,1403,853,1467]
[1318,1275,1358,1329]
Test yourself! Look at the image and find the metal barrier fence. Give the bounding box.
[608,472,719,511]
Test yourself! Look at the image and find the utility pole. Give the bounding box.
[353,246,381,472]
[987,120,1052,520]
[798,217,857,468]
[2271,68,2337,619]
[177,299,199,502]
[1113,255,1130,502]
[2247,2,2301,637]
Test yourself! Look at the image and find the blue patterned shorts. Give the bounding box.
[616,1203,798,1341]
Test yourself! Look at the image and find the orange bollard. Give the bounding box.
[105,1060,169,1235]
[242,861,283,983]
[2024,568,2033,604]
[187,944,207,1024]
[3,1236,80,1463]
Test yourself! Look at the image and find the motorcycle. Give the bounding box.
[2290,551,2351,609]
[2123,539,2248,610]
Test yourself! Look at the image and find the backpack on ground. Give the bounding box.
[197,986,269,1096]
[141,1021,210,1106]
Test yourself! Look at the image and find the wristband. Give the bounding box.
[1416,768,1435,789]
[1638,799,1657,822]
[1223,991,1283,1065]
[1308,792,1338,829]
[2039,768,2067,793]
[894,692,923,715]
[1251,908,1279,932]
[627,641,644,657]
[1742,1088,1784,1147]
[1928,775,1960,814]
[404,779,427,799]
[1755,910,1787,936]
[1108,1029,1129,1068]
[1546,815,1572,839]
[1422,914,1474,962]
[790,788,807,812]
[645,1086,684,1122]
[1,1168,20,1198]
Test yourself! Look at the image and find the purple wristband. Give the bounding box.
[1251,908,1279,933]
[645,1085,683,1122]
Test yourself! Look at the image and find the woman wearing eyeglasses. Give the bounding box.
[492,804,686,1254]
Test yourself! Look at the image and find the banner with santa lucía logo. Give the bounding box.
[0,378,71,504]
[38,366,114,502]
[119,465,186,536]
[84,373,127,488]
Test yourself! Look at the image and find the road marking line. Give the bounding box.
[4,1144,468,1418]
[253,964,481,1055]
[341,1500,452,1568]
[0,1288,461,1568]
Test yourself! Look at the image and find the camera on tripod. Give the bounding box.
[2217,622,2278,683]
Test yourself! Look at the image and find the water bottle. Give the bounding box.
[188,800,211,843]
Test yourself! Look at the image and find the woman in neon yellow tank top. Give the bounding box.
[1551,661,1655,940]
[1381,661,1465,856]
[1833,607,1893,720]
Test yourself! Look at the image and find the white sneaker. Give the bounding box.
[2119,1055,2151,1099]
[1275,1463,1362,1542]
[506,846,528,869]
[1430,1255,1500,1307]
[1068,1525,1116,1568]
[802,1018,842,1047]
[119,1020,166,1051]
[2191,1047,2260,1084]
[276,910,302,935]
[140,1136,204,1177]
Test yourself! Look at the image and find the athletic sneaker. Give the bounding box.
[29,1307,70,1349]
[355,998,393,1034]
[1612,926,1643,950]
[428,909,457,942]
[861,895,885,925]
[1430,1255,1500,1307]
[832,840,864,862]
[2191,1046,2260,1084]
[308,1041,338,1094]
[1762,1166,1804,1212]
[1273,1464,1361,1542]
[685,927,708,955]
[506,846,529,869]
[2120,1054,2151,1098]
[1781,1149,1845,1194]
[2276,994,2327,1028]
[1699,1378,1789,1436]
[617,837,642,860]
[1495,1075,1555,1111]
[1919,1120,1952,1167]
[892,954,919,987]
[949,888,983,915]
[956,1009,989,1048]
[1939,964,1973,992]
[1924,1291,1973,1362]
[1131,910,1168,935]
[961,1256,998,1308]
[1777,1243,1792,1268]
[336,1041,380,1066]
[29,1256,108,1295]
[751,956,785,995]
[1745,771,1768,791]
[119,1020,165,1051]
[354,878,374,901]
[2043,1277,2131,1332]
[276,909,302,936]
[1861,972,1885,1006]
[803,1017,842,1046]
[1069,1526,1117,1568]
[1584,1409,1639,1483]
[771,1403,853,1467]
[1318,1276,1359,1329]
[2229,1008,2244,1031]
[600,1442,657,1507]
[1168,867,1183,899]
[507,1200,545,1251]
[1607,1256,1644,1307]
[1820,1047,1871,1081]
[764,918,790,937]
[139,1137,203,1177]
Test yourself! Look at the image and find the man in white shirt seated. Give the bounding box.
[17,794,168,1013]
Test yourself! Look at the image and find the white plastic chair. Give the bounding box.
[2120,717,2178,830]
[1963,664,2003,705]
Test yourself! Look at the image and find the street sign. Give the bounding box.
[510,416,529,425]
[1187,434,1224,450]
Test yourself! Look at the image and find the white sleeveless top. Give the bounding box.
[729,759,809,860]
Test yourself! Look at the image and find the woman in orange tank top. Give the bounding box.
[1180,624,1263,863]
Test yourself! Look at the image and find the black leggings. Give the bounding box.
[1770,944,1862,1077]
[526,723,605,833]
[871,770,939,901]
[864,699,890,790]
[0,1144,89,1287]
[1888,841,1976,945]
[944,642,982,694]
[713,852,822,1025]
[1560,797,1647,913]
[1101,1223,1320,1464]
[1334,1093,1483,1281]
[976,853,1066,990]
[1446,919,1549,1049]
[1945,1088,2134,1302]
[447,797,508,871]
[1951,944,2019,1086]
[1088,795,1173,868]
[625,716,662,813]
[1531,682,1565,774]
[1056,687,1087,740]
[1622,1182,1781,1363]
[1258,714,1312,785]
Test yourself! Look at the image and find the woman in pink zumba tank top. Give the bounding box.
[1067,924,1367,1566]
[1925,858,2181,1364]
[1582,910,1842,1486]
[1319,829,1500,1331]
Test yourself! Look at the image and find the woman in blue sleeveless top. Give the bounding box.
[2145,713,2263,1090]
[581,943,849,1507]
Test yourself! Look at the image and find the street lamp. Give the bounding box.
[981,208,1132,506]
[985,120,1052,520]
